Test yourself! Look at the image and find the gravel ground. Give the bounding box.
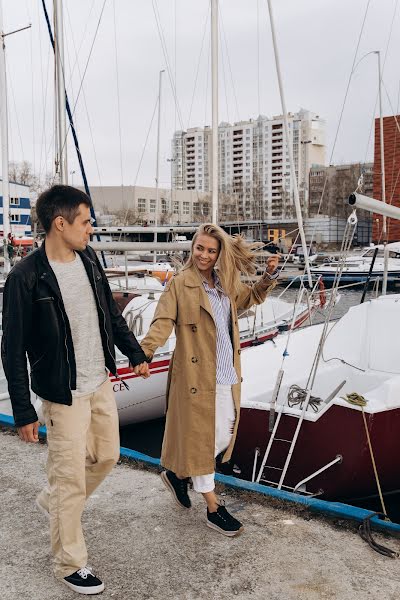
[1,428,400,600]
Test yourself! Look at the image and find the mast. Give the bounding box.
[0,1,10,274]
[154,69,164,263]
[54,0,68,183]
[211,0,218,224]
[376,50,388,294]
[267,0,312,286]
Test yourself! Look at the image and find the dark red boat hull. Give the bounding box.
[231,404,400,500]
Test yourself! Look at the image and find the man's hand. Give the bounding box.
[133,362,150,379]
[266,254,280,274]
[18,421,39,443]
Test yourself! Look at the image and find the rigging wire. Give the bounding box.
[257,0,260,115]
[120,94,159,228]
[64,1,106,204]
[25,0,36,176]
[58,0,108,162]
[186,5,210,127]
[204,26,211,126]
[362,0,399,167]
[219,6,240,122]
[65,0,96,96]
[5,55,25,160]
[112,0,125,209]
[219,10,230,122]
[37,11,52,186]
[151,0,184,131]
[312,0,371,222]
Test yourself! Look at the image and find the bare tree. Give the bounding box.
[111,207,142,226]
[9,161,53,196]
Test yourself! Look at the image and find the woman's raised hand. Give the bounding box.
[266,254,280,274]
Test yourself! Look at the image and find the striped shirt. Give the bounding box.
[202,274,238,385]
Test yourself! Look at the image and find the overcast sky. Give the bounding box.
[3,0,400,190]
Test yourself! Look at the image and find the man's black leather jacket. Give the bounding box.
[1,243,147,427]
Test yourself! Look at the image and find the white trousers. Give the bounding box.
[191,383,235,494]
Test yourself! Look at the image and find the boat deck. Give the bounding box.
[1,428,399,599]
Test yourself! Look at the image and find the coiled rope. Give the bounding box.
[287,385,322,413]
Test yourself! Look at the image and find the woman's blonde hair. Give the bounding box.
[183,223,262,297]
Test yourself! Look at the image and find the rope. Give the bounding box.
[341,393,388,519]
[358,512,398,558]
[287,384,322,413]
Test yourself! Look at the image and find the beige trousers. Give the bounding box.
[38,378,120,579]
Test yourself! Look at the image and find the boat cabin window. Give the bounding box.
[362,248,400,259]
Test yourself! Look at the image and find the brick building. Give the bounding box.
[373,116,400,242]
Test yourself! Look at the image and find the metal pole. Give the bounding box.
[211,0,218,224]
[266,0,312,286]
[376,51,388,294]
[0,1,10,274]
[360,246,378,304]
[348,192,400,220]
[41,0,106,266]
[154,69,164,263]
[54,0,68,183]
[377,51,386,231]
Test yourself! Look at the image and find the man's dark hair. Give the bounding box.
[36,185,92,233]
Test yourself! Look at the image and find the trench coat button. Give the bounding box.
[191,356,198,363]
[241,377,243,383]
[191,325,197,332]
[238,349,241,355]
[190,387,197,394]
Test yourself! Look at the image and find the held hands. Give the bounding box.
[266,254,280,274]
[18,421,39,443]
[133,362,150,379]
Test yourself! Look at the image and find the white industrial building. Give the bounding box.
[83,185,210,225]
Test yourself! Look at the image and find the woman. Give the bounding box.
[140,223,279,536]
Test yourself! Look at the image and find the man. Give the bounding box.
[1,185,149,595]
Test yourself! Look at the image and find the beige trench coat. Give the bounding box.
[141,265,276,477]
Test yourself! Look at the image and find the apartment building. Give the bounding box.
[171,109,326,221]
[309,162,373,217]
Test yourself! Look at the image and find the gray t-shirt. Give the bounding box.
[49,253,107,396]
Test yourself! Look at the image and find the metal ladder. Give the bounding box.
[256,379,346,492]
[255,386,312,490]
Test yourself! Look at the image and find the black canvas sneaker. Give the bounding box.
[160,470,191,509]
[207,505,244,537]
[63,567,104,595]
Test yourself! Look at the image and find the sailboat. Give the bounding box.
[231,194,400,502]
[310,242,400,285]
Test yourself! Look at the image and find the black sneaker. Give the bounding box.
[207,505,244,537]
[63,567,104,595]
[160,470,191,509]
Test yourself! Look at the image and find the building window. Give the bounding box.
[182,202,190,215]
[10,197,20,206]
[203,202,209,216]
[137,198,146,213]
[161,198,168,214]
[150,199,156,213]
[193,202,199,214]
[173,201,179,214]
[10,213,21,222]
